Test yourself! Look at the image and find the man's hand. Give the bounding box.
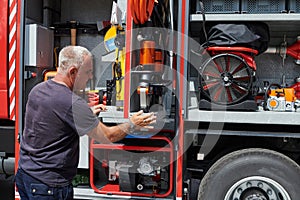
[91,104,107,115]
[130,110,156,129]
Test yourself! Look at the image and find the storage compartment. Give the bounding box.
[24,24,54,67]
[288,0,300,12]
[196,0,240,14]
[188,7,300,122]
[90,137,174,197]
[241,0,286,13]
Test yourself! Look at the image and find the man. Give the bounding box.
[15,46,155,200]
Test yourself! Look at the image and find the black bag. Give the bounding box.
[206,22,270,55]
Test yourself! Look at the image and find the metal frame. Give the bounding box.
[89,136,174,198]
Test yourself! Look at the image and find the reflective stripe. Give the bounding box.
[8,0,17,121]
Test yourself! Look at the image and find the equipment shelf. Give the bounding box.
[187,108,300,125]
[190,13,300,22]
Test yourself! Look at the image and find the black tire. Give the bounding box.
[198,148,300,200]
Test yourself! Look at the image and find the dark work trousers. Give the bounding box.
[15,168,73,200]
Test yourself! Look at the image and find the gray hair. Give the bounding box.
[58,46,92,74]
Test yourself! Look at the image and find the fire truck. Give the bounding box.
[1,0,300,199]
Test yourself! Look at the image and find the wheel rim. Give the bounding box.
[200,53,253,105]
[224,176,291,200]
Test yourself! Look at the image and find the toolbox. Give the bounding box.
[196,0,240,14]
[241,0,286,13]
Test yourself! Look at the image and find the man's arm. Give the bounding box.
[87,121,128,143]
[87,110,156,143]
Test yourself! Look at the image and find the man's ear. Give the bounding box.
[69,67,78,77]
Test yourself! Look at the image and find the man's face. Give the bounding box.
[73,55,93,91]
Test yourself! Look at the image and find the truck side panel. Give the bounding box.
[0,0,9,119]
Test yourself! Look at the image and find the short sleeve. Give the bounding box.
[66,97,99,136]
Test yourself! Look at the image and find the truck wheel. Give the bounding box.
[197,148,300,200]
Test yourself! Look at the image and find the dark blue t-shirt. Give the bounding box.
[19,79,99,186]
